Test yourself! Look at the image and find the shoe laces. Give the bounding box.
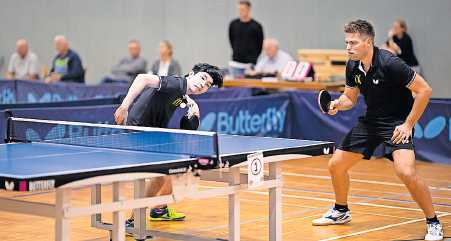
[125,218,134,227]
[323,208,339,217]
[427,222,443,236]
[166,207,176,217]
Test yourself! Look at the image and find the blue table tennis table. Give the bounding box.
[0,118,334,241]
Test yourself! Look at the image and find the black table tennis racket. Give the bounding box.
[318,90,332,114]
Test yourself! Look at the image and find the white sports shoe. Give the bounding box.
[312,207,352,226]
[425,222,444,241]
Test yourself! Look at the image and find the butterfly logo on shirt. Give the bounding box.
[373,79,379,85]
[354,74,362,85]
[172,98,183,107]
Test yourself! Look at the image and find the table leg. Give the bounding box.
[269,162,282,241]
[90,184,102,227]
[134,179,147,240]
[229,166,240,241]
[55,188,71,241]
[112,182,125,241]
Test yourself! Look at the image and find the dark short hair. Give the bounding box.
[191,63,223,88]
[239,0,251,8]
[344,19,375,42]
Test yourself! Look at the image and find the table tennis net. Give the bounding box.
[6,117,219,158]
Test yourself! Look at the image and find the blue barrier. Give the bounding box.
[15,80,127,103]
[0,79,128,104]
[0,79,252,104]
[194,87,252,99]
[413,99,451,163]
[0,85,449,164]
[0,81,16,104]
[168,93,292,137]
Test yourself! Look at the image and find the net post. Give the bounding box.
[213,132,222,168]
[4,111,13,143]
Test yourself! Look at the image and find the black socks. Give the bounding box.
[426,215,440,224]
[334,203,349,212]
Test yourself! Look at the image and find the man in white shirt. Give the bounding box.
[6,39,39,80]
[254,38,293,74]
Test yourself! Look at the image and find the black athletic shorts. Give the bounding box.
[338,117,415,160]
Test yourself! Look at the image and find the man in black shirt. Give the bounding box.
[114,63,223,223]
[385,19,420,72]
[228,0,264,65]
[312,20,443,241]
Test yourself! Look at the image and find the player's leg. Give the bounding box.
[381,118,443,241]
[392,149,443,240]
[146,177,185,221]
[392,149,435,217]
[312,150,361,226]
[147,176,172,199]
[126,176,185,226]
[329,150,363,206]
[313,121,379,226]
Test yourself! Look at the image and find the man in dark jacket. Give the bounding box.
[46,35,84,83]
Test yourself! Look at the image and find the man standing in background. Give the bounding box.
[6,39,39,80]
[228,0,264,67]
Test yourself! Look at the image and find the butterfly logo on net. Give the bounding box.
[25,125,67,141]
[24,123,119,141]
[414,116,449,140]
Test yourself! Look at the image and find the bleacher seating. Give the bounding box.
[297,49,348,81]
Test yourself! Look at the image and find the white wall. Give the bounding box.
[1,0,450,97]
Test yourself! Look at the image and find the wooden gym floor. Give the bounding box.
[0,156,450,241]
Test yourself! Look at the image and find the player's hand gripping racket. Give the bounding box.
[180,95,200,130]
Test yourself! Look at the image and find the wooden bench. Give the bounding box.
[298,49,348,81]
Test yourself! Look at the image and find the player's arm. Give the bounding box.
[386,29,401,55]
[387,38,401,55]
[405,74,432,128]
[114,74,161,124]
[329,60,360,114]
[328,87,360,115]
[120,74,188,110]
[120,74,161,109]
[388,55,432,144]
[115,74,187,124]
[392,74,432,144]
